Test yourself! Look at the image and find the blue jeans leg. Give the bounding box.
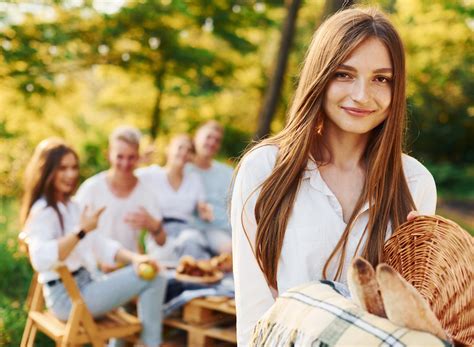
[81,266,167,347]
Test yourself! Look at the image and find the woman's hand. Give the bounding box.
[198,202,214,222]
[80,206,106,233]
[131,254,160,275]
[407,210,420,221]
[124,206,161,232]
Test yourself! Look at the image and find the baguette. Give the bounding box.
[376,263,447,341]
[347,257,386,318]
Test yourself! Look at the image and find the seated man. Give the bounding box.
[186,121,233,257]
[75,126,165,271]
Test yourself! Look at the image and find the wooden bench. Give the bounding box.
[164,297,236,346]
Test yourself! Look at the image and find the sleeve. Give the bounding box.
[411,172,437,215]
[194,174,206,202]
[74,180,92,212]
[231,147,278,346]
[148,190,163,222]
[25,208,60,272]
[89,232,121,265]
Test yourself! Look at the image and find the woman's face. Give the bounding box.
[167,137,194,167]
[108,140,139,175]
[323,37,393,136]
[54,152,79,199]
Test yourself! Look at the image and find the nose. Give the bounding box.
[351,79,370,104]
[66,168,78,179]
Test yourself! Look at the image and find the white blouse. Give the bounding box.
[231,145,437,346]
[23,198,121,284]
[136,166,205,222]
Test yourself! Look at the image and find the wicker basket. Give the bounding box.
[383,215,474,345]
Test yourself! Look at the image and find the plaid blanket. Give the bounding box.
[251,282,450,347]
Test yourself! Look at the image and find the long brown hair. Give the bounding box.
[238,7,416,289]
[20,138,79,231]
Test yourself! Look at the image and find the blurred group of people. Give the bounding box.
[77,120,233,268]
[20,120,233,347]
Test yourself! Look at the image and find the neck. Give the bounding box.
[107,169,136,187]
[55,193,67,204]
[165,163,184,178]
[322,123,369,170]
[194,154,213,169]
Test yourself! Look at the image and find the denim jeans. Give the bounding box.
[43,265,167,347]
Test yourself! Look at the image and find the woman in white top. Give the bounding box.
[231,7,437,345]
[138,134,214,261]
[20,138,167,347]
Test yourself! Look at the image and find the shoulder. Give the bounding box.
[402,154,435,185]
[27,199,57,224]
[29,198,48,216]
[78,171,107,191]
[212,160,234,175]
[185,170,203,185]
[239,145,278,174]
[136,164,163,178]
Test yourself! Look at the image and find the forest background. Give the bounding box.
[0,0,472,345]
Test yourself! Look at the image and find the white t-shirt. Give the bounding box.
[23,198,121,283]
[136,166,206,222]
[231,145,437,346]
[75,171,162,254]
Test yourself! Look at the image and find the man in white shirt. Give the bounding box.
[186,121,233,256]
[76,126,165,270]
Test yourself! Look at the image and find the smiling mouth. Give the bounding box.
[341,106,375,116]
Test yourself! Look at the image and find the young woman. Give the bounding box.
[137,134,214,261]
[20,138,167,347]
[231,7,437,345]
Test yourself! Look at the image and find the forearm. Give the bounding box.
[57,232,80,261]
[114,248,138,264]
[150,224,166,246]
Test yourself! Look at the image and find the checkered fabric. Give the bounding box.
[251,282,450,347]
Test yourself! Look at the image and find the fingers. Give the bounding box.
[407,210,420,221]
[95,206,106,218]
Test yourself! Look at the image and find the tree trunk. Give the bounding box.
[254,0,302,141]
[150,68,165,139]
[254,0,354,140]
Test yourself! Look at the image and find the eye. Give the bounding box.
[334,71,352,80]
[375,75,392,84]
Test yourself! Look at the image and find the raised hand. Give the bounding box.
[197,201,214,222]
[124,206,160,232]
[80,205,106,233]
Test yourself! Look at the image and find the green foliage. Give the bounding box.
[220,124,252,161]
[394,0,474,164]
[0,198,28,346]
[426,163,474,200]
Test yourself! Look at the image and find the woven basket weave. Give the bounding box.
[383,215,474,345]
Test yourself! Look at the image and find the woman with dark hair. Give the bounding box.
[21,138,167,347]
[231,7,436,345]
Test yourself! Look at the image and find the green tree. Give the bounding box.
[0,0,281,138]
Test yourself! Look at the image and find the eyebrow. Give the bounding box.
[338,64,393,74]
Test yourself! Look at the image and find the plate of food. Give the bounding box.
[175,256,224,284]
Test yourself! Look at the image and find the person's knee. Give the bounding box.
[150,273,167,293]
[177,229,206,245]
